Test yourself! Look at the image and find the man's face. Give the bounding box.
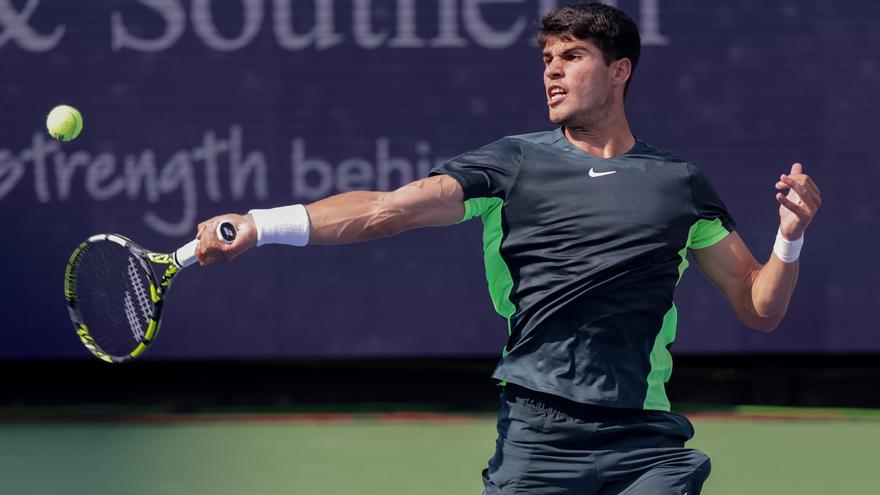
[542,37,614,127]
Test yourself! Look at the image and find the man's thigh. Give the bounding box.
[482,397,602,494]
[598,448,711,495]
[481,387,710,495]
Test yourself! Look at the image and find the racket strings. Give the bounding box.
[126,256,152,326]
[74,240,155,357]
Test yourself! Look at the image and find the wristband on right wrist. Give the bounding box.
[248,204,310,247]
[773,230,803,263]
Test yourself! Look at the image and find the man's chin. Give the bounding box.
[548,111,565,125]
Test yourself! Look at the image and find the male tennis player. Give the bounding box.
[195,3,821,493]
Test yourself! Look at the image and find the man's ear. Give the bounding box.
[611,58,632,87]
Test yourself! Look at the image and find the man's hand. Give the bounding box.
[776,163,821,240]
[195,213,258,266]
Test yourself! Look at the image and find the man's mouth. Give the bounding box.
[547,86,568,106]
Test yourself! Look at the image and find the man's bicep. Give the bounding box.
[691,232,760,302]
[386,174,466,229]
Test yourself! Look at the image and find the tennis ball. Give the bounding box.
[46,104,83,142]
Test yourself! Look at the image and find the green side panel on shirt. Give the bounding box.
[643,218,732,411]
[644,305,678,411]
[462,198,516,352]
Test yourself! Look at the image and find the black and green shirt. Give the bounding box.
[430,128,735,411]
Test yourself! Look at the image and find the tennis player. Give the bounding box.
[195,3,821,493]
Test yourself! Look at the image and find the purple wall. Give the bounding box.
[1,0,878,359]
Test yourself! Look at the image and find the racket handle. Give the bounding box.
[173,221,237,268]
[174,239,200,268]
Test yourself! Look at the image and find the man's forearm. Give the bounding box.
[305,175,466,245]
[748,254,799,330]
[305,190,400,245]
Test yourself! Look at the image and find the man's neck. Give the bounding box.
[563,115,635,158]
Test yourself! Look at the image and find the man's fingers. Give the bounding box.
[776,192,801,216]
[197,219,213,235]
[778,175,818,208]
[195,235,238,267]
[803,176,822,200]
[197,244,223,267]
[196,247,209,266]
[779,163,820,198]
[194,213,254,267]
[804,181,822,209]
[792,173,821,199]
[779,174,806,195]
[777,174,822,212]
[196,242,208,262]
[197,217,219,241]
[197,216,229,241]
[776,192,811,220]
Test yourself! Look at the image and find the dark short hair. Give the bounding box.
[538,2,641,94]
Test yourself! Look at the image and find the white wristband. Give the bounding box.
[248,204,311,247]
[773,230,803,263]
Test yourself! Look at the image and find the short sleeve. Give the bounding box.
[429,138,523,201]
[687,163,736,249]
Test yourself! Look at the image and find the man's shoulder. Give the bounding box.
[469,129,558,160]
[629,140,693,166]
[503,129,561,146]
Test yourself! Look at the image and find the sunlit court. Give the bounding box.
[2,409,878,494]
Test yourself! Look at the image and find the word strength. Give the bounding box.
[0,126,449,236]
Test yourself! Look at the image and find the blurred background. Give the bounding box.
[1,1,879,494]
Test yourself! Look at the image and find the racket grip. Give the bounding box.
[173,239,200,268]
[173,222,237,268]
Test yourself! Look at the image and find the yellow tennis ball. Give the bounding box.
[46,105,83,142]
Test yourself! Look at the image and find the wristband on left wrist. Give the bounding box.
[773,229,803,263]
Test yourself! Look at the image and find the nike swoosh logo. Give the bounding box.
[588,168,617,177]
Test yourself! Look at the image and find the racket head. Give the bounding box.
[64,234,168,363]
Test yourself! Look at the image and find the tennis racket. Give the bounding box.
[64,221,237,363]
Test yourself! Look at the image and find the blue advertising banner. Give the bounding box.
[1,0,878,359]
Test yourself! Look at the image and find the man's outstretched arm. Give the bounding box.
[194,174,465,266]
[692,163,821,332]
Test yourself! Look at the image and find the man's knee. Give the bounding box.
[609,449,711,495]
[672,449,711,494]
[686,449,711,479]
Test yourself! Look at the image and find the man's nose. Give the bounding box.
[545,59,563,79]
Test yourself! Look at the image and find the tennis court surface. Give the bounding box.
[2,407,877,495]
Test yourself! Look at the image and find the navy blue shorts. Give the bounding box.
[482,384,711,495]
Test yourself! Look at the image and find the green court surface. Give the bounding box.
[1,410,877,495]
